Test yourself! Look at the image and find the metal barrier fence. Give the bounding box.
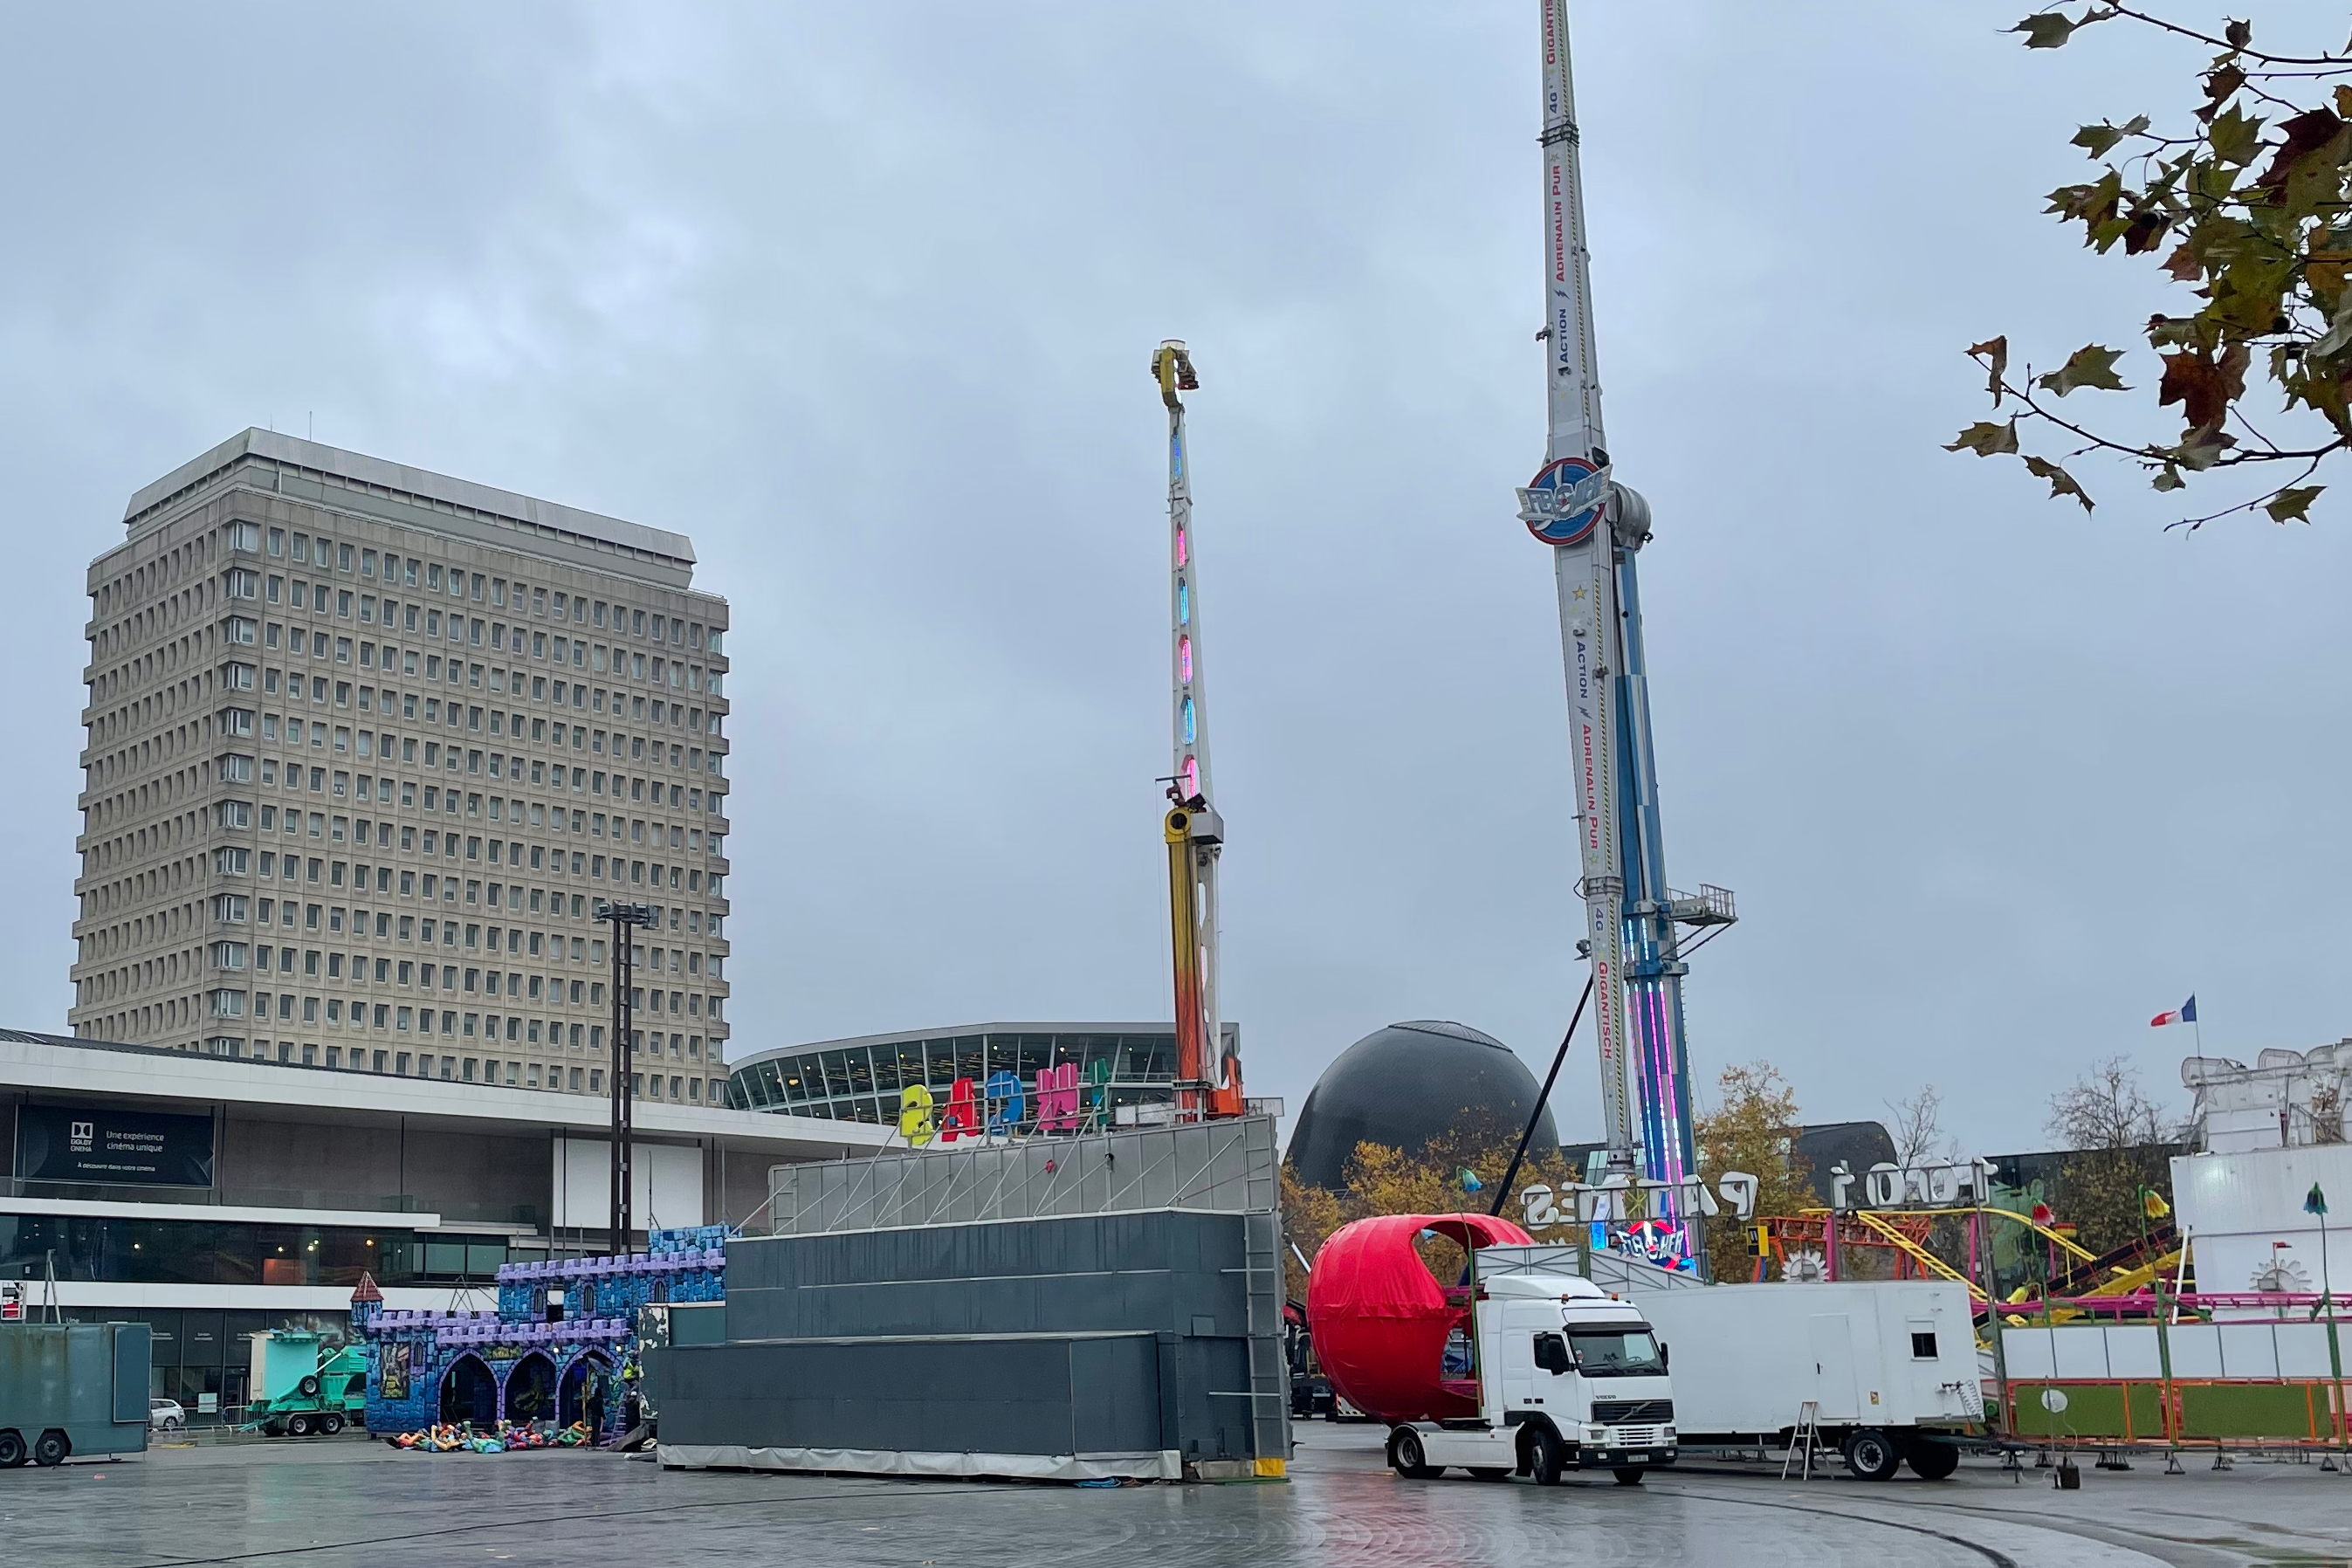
[1998,1378,2348,1447]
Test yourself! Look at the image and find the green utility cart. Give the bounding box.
[243,1331,367,1437]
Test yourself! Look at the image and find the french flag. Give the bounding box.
[2150,995,2197,1028]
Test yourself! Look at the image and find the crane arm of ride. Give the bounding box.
[1526,0,1720,1267]
[1531,0,1632,1175]
[1154,340,1242,1118]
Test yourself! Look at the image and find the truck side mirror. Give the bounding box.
[1660,1342,1669,1371]
[1532,1332,1569,1374]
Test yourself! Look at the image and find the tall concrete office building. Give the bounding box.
[70,430,734,1105]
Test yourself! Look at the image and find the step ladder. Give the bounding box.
[1780,1400,1822,1481]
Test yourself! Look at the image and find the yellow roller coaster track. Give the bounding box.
[1840,1210,1978,1291]
[1785,1206,2099,1303]
[1981,1207,2097,1265]
[2024,1248,2187,1324]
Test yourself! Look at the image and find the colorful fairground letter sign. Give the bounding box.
[896,1060,1114,1145]
[1518,1173,1762,1229]
[1826,1158,2000,1213]
[1517,1159,2001,1229]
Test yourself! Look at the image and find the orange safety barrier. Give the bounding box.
[1998,1376,2351,1449]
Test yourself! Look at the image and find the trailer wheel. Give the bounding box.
[1612,1467,1647,1486]
[1387,1427,1439,1480]
[297,1375,321,1399]
[321,1413,345,1436]
[32,1430,69,1468]
[1842,1427,1901,1482]
[286,1413,314,1438]
[1523,1427,1566,1487]
[1902,1436,1960,1480]
[0,1430,24,1468]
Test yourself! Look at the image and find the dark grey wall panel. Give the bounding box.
[726,1210,1249,1343]
[659,1334,1163,1456]
[701,1207,1286,1465]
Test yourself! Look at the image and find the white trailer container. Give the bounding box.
[1633,1280,1982,1480]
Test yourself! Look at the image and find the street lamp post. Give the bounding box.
[2307,1182,2346,1471]
[597,899,659,1257]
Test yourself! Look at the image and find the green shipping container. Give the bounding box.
[0,1321,154,1466]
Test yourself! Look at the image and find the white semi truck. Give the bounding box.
[1384,1247,1984,1487]
[1383,1247,1677,1486]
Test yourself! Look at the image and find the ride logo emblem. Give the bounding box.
[1516,456,1611,546]
[1617,1219,1691,1271]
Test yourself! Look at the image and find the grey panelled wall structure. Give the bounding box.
[655,1333,1166,1475]
[652,1116,1289,1481]
[759,1111,1276,1234]
[72,430,732,1105]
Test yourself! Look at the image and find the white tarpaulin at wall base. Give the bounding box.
[657,1445,1182,1481]
[551,1136,702,1230]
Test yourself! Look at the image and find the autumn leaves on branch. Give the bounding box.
[1950,7,2352,528]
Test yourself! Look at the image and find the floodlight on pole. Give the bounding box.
[596,898,660,1255]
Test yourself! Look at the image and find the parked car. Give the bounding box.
[149,1399,185,1433]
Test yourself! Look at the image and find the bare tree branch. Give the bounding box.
[2101,4,2352,67]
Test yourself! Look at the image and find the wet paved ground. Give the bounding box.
[6,1423,2351,1567]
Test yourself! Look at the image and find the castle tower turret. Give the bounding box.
[348,1272,384,1335]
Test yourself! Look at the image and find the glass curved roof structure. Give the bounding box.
[725,1021,1238,1125]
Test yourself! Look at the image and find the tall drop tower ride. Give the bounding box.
[1155,340,1244,1120]
[1516,2,1734,1266]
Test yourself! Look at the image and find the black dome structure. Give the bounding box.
[1286,1021,1558,1191]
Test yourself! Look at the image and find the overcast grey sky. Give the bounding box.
[3,3,2342,1153]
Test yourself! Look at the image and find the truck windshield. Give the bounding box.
[1565,1327,1664,1378]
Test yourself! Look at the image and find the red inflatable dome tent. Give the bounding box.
[1303,1212,1534,1423]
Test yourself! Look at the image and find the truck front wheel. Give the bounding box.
[1902,1436,1960,1480]
[1387,1427,1438,1480]
[1612,1467,1647,1485]
[1843,1427,1902,1482]
[1523,1427,1565,1486]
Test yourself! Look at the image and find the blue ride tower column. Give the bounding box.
[1611,543,1699,1264]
